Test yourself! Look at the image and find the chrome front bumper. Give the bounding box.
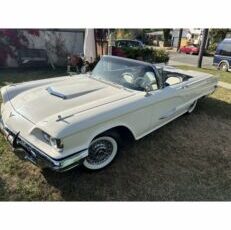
[0,118,88,172]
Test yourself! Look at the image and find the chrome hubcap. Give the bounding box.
[222,65,227,70]
[87,139,114,165]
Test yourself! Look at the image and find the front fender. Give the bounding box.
[61,120,137,157]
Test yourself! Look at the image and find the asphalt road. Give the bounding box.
[168,52,214,68]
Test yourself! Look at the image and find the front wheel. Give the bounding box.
[83,134,119,170]
[218,62,229,72]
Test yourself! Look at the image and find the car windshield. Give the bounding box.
[91,56,158,91]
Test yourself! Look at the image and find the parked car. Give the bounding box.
[179,44,199,55]
[0,56,217,172]
[213,38,231,72]
[115,39,145,49]
[112,39,145,57]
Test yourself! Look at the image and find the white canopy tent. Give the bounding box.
[83,29,96,63]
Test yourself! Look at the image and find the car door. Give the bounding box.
[147,82,187,130]
[128,68,189,138]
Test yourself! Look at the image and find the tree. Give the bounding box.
[114,29,144,41]
[163,29,171,46]
[177,29,183,52]
[0,29,39,67]
[197,29,209,68]
[209,29,230,43]
[163,29,171,39]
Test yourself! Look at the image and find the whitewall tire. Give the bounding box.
[83,136,118,170]
[219,62,229,72]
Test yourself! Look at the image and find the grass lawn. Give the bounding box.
[0,69,231,201]
[176,65,231,84]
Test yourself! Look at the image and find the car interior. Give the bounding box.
[92,58,192,92]
[121,71,158,91]
[161,71,192,87]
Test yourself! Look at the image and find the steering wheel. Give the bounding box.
[133,77,146,88]
[134,77,157,90]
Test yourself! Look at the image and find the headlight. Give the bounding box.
[42,132,64,151]
[43,132,50,142]
[50,137,64,150]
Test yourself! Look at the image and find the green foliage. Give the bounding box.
[209,29,230,43]
[208,43,217,52]
[163,29,172,41]
[122,47,169,63]
[114,29,145,41]
[114,29,135,40]
[208,29,231,54]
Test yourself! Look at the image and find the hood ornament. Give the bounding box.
[56,114,73,122]
[9,111,15,118]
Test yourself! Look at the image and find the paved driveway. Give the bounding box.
[168,52,214,68]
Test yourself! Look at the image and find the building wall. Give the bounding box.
[5,29,85,67]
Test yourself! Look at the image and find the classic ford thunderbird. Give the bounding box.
[0,56,217,171]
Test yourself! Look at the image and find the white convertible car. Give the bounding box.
[0,56,217,171]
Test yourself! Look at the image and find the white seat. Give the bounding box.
[166,76,182,85]
[141,72,158,91]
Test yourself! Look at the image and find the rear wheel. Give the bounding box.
[83,132,119,170]
[218,62,229,72]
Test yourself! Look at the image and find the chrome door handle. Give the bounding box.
[159,115,169,120]
[179,85,188,89]
[159,108,176,120]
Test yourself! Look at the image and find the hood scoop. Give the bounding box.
[46,86,104,100]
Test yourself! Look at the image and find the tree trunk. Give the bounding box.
[197,29,209,68]
[177,29,183,52]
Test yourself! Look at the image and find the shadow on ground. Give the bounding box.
[0,177,9,200]
[42,96,231,201]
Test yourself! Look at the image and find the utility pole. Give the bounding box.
[197,29,209,68]
[177,28,183,52]
[108,29,115,55]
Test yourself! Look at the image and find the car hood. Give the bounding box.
[8,76,133,124]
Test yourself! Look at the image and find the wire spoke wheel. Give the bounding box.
[219,62,228,72]
[83,136,118,170]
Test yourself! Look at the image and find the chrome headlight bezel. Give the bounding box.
[42,131,64,151]
[50,137,64,150]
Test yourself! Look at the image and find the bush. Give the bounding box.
[122,47,169,63]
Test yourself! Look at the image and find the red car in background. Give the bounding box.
[179,44,199,55]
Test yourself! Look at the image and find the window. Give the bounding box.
[217,42,231,56]
[127,41,140,48]
[116,40,127,48]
